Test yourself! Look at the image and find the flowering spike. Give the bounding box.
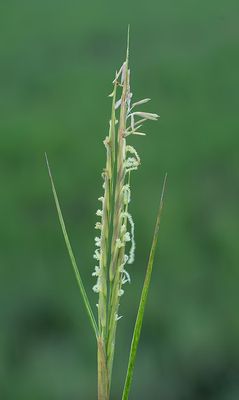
[90,34,160,396]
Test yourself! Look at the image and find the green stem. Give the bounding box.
[98,336,110,400]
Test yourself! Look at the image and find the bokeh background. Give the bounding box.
[1,1,239,399]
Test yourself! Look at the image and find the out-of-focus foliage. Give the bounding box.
[0,1,239,399]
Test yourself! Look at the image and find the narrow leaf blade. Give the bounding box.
[122,174,167,400]
[45,153,98,339]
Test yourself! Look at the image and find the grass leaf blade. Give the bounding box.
[122,173,167,400]
[45,153,98,339]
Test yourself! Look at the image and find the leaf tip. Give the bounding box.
[160,172,167,205]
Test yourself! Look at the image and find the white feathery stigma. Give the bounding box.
[122,184,131,204]
[122,211,135,264]
[95,222,102,230]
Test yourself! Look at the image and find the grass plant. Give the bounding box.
[46,31,166,400]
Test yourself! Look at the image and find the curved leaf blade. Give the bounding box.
[45,153,98,339]
[122,174,167,400]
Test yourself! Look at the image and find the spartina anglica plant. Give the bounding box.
[46,30,166,400]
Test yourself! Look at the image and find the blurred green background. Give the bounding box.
[1,1,239,399]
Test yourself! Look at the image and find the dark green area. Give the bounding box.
[1,1,239,399]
